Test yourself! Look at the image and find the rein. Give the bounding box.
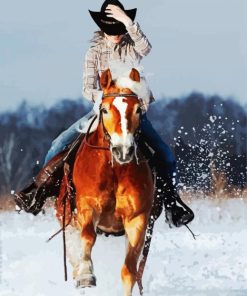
[84,114,110,151]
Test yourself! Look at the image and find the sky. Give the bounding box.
[0,0,246,110]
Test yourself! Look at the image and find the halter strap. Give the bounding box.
[102,93,138,98]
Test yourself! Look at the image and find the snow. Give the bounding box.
[209,116,217,123]
[1,199,247,296]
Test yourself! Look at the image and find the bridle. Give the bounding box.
[102,93,139,98]
[84,93,141,151]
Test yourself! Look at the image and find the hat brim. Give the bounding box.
[89,8,137,35]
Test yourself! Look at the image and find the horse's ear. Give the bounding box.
[129,68,140,82]
[100,69,112,90]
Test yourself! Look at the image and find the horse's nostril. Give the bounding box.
[112,146,121,157]
[112,145,134,162]
[128,146,134,155]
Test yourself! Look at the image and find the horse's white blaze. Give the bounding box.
[113,96,128,139]
[112,97,133,160]
[111,133,134,154]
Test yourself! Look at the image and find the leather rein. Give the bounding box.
[84,93,140,150]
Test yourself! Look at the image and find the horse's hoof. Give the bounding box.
[76,274,96,288]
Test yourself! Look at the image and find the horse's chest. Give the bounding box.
[74,152,115,197]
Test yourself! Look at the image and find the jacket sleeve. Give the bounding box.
[126,22,152,57]
[82,47,102,102]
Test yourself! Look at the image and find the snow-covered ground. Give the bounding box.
[1,199,247,296]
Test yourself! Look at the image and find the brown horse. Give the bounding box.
[55,68,154,296]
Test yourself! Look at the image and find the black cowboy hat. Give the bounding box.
[89,0,137,36]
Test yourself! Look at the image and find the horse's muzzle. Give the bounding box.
[112,145,135,164]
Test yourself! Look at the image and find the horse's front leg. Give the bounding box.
[75,204,98,288]
[122,213,148,296]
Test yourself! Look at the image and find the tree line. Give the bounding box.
[0,93,246,196]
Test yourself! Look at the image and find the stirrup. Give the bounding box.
[14,182,37,212]
[156,176,194,227]
[165,204,194,228]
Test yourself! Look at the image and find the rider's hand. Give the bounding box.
[105,4,133,27]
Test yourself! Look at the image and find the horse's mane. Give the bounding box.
[110,65,151,104]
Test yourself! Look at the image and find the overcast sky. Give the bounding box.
[0,0,246,110]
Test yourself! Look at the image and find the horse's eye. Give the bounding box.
[136,107,142,114]
[101,108,108,114]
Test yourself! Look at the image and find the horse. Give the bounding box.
[55,68,155,296]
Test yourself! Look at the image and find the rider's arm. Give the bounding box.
[106,5,151,57]
[82,48,102,103]
[126,22,152,57]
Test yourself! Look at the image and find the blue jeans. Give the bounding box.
[44,112,176,179]
[140,114,176,178]
[44,110,95,165]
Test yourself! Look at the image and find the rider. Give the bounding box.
[15,0,194,227]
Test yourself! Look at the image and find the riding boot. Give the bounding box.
[156,174,194,227]
[14,149,68,215]
[14,133,85,215]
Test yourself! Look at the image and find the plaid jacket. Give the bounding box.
[82,22,153,105]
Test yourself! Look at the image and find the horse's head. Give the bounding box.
[99,68,144,164]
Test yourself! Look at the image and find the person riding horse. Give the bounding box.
[15,0,194,228]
